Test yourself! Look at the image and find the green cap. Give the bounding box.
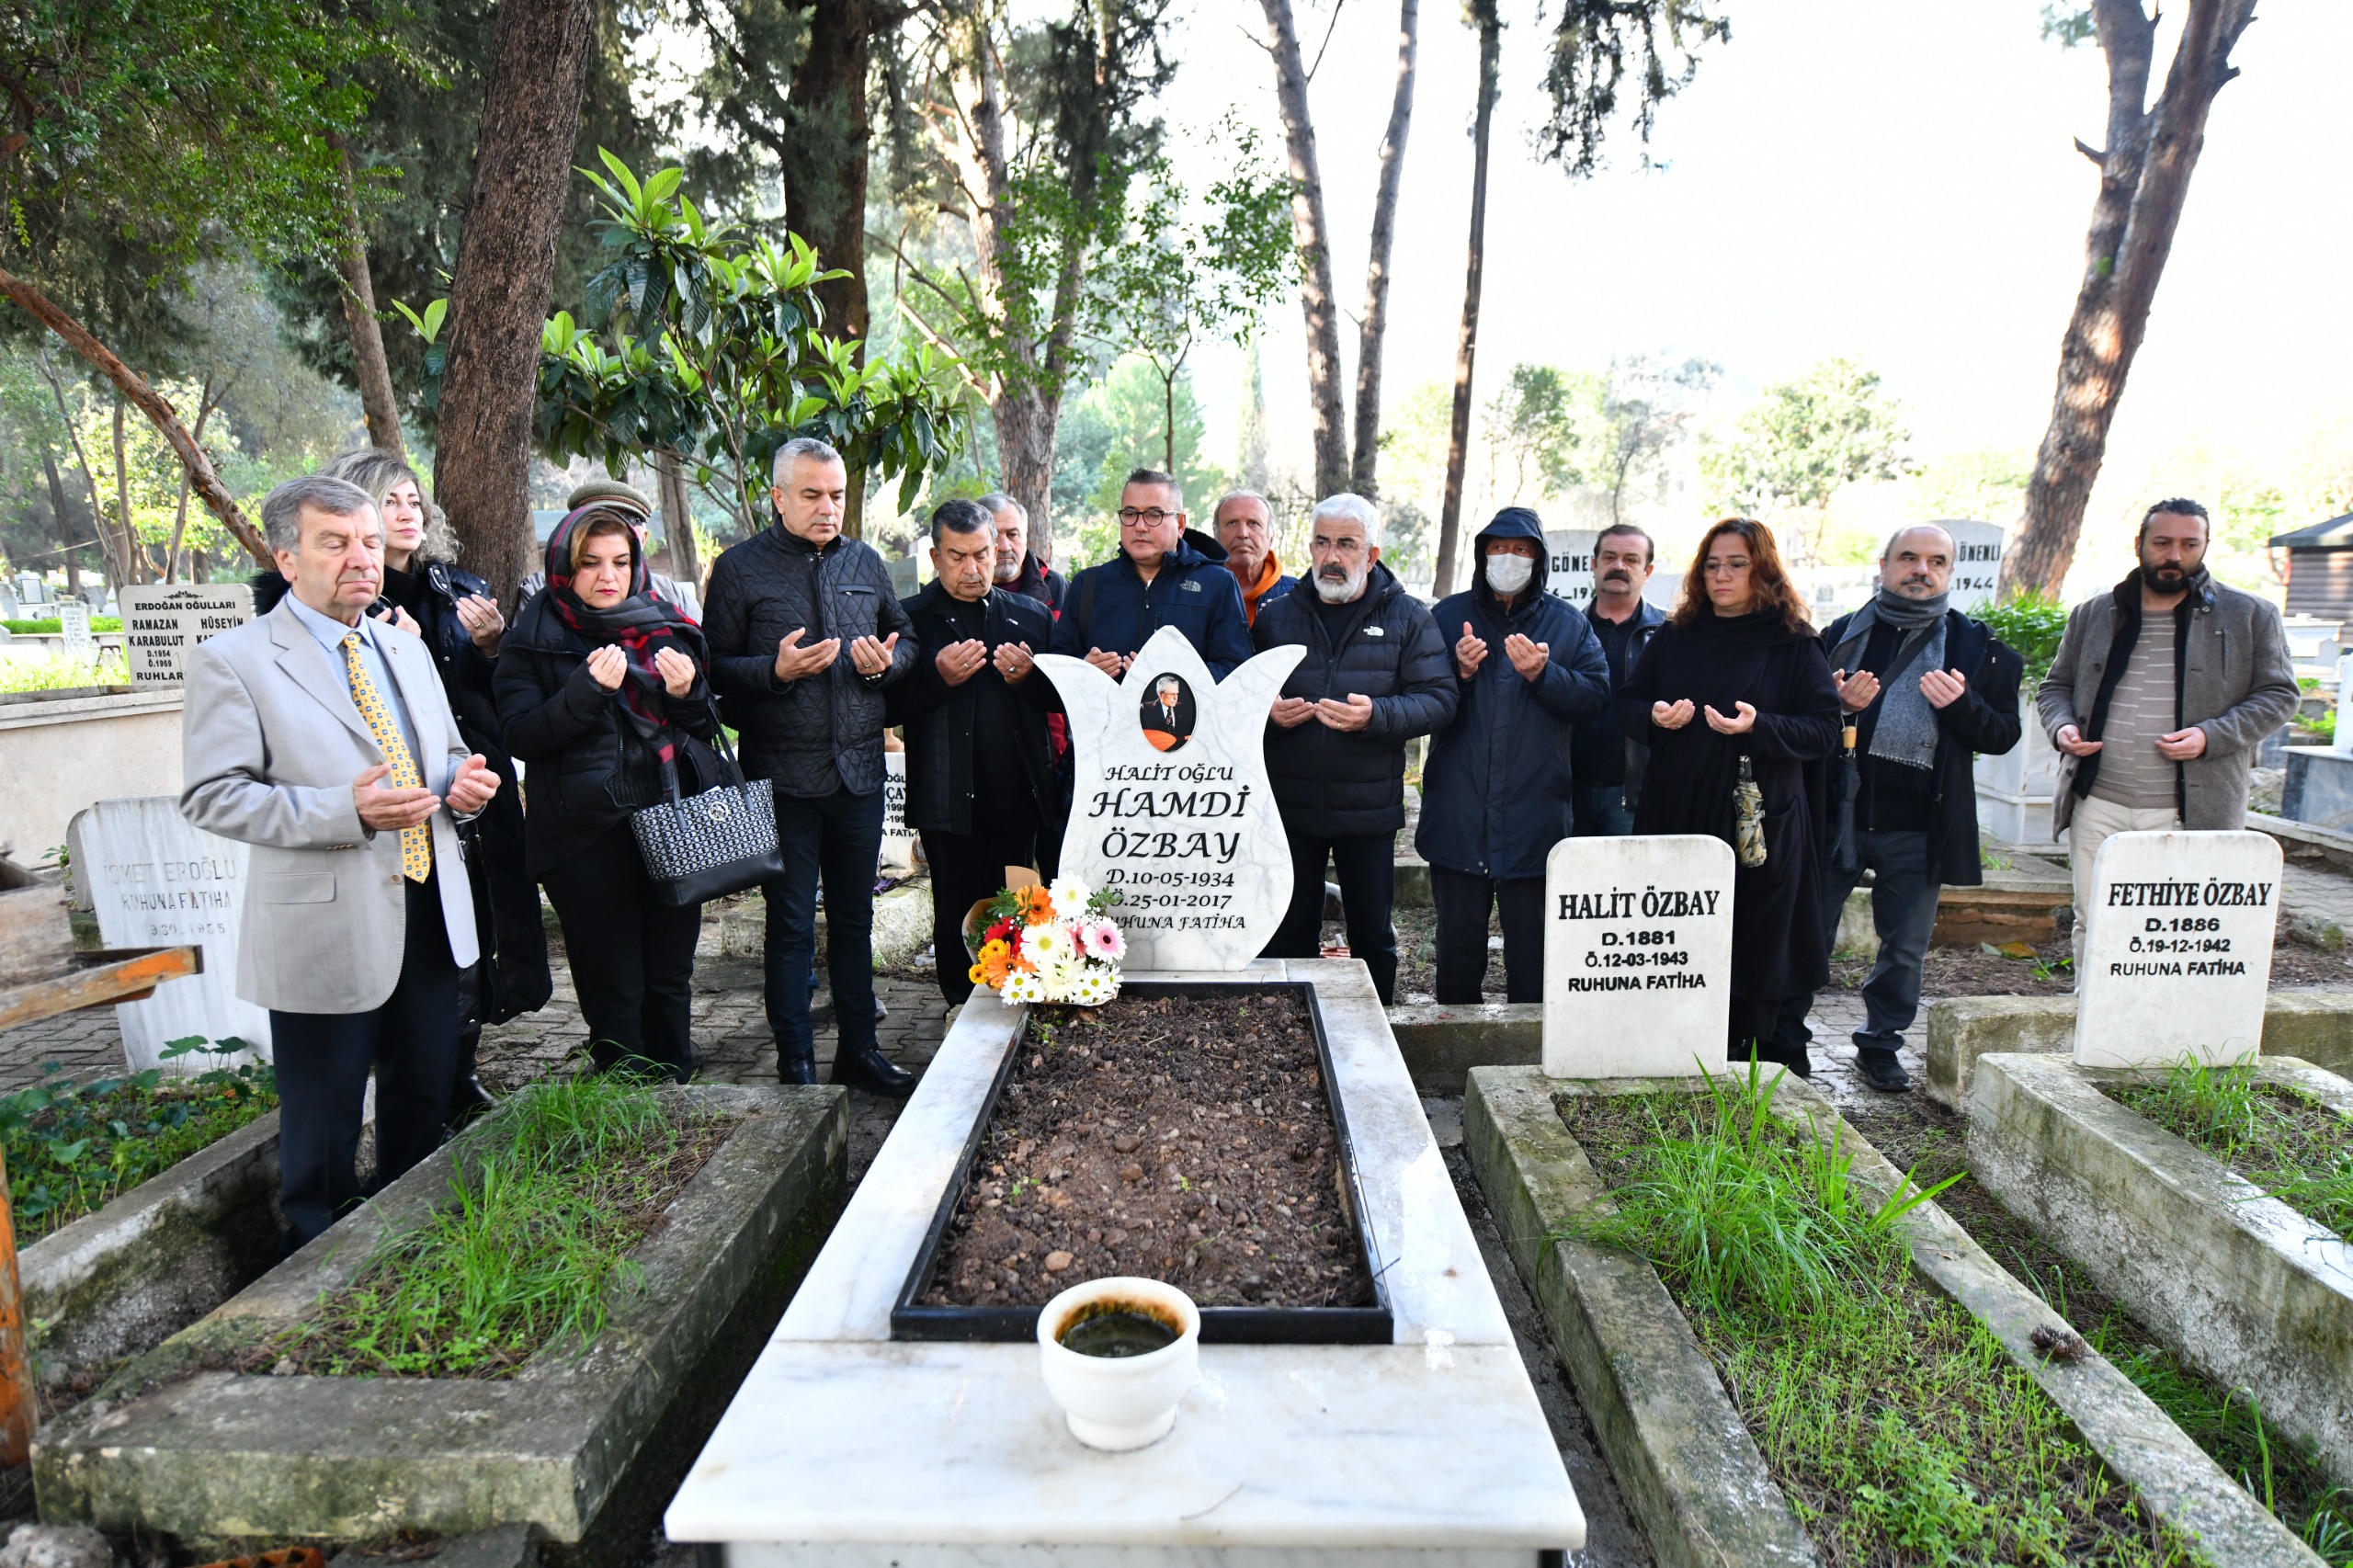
[565,477,654,517]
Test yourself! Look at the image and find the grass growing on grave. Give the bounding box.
[2107,1058,2353,1243]
[0,652,128,693]
[1561,1065,2202,1568]
[269,1076,733,1379]
[0,1039,277,1244]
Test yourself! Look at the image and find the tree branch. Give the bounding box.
[2075,136,2106,164]
[0,268,269,565]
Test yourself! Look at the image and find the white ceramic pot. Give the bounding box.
[1036,1276,1200,1451]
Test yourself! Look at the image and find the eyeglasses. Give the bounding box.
[1118,508,1179,526]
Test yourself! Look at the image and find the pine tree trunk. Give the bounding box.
[1350,0,1419,499]
[1432,0,1500,600]
[993,388,1058,548]
[1259,0,1349,499]
[331,142,407,461]
[2000,0,2255,598]
[432,0,597,606]
[783,0,874,349]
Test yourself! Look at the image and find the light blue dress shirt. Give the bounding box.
[285,593,437,790]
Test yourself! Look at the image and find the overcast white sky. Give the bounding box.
[1155,0,2353,543]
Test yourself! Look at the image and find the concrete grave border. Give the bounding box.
[1969,1050,2353,1491]
[1925,990,2353,1110]
[33,1084,847,1568]
[1466,1063,2322,1568]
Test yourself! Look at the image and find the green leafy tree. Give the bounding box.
[1702,358,1915,567]
[465,154,970,542]
[1592,355,1718,524]
[1483,364,1605,506]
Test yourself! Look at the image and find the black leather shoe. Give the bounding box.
[831,1045,916,1099]
[1855,1046,1911,1093]
[778,1049,820,1086]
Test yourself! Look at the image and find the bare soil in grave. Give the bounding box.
[925,993,1377,1310]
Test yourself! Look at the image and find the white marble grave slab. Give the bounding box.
[1540,835,1732,1078]
[881,749,914,871]
[119,583,253,686]
[2074,829,2280,1069]
[69,797,271,1072]
[671,960,1581,1562]
[1040,627,1304,971]
[1941,519,2004,613]
[1541,530,1597,613]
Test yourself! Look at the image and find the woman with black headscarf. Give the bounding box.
[494,506,721,1082]
[1617,517,1842,1075]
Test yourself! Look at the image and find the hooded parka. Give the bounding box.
[1415,509,1613,881]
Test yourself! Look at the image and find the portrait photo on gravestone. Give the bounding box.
[1137,673,1195,752]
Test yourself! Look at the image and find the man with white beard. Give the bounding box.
[1252,494,1457,1003]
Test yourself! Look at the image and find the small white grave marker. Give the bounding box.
[1543,530,1597,612]
[119,584,254,686]
[2074,829,2280,1069]
[55,598,91,661]
[1039,625,1303,971]
[1542,835,1733,1078]
[879,749,914,872]
[69,798,272,1073]
[1941,519,2005,612]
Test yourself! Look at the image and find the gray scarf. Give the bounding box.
[1830,588,1949,772]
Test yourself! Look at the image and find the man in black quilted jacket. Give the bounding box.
[704,437,920,1096]
[1253,494,1458,1003]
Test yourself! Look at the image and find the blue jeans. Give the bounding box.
[1775,828,1940,1052]
[763,786,885,1063]
[1572,780,1636,836]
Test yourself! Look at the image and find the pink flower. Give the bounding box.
[1079,921,1125,960]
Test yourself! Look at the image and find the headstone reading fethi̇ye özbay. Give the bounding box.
[68,797,271,1073]
[1541,835,1733,1078]
[119,584,254,686]
[1939,519,2005,613]
[2075,829,2280,1069]
[1038,626,1304,971]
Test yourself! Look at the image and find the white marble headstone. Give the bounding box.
[1039,626,1303,971]
[1941,519,2005,612]
[2075,829,2280,1069]
[1543,530,1597,613]
[2335,649,2353,758]
[119,584,254,687]
[878,749,913,872]
[55,598,90,661]
[1541,835,1733,1078]
[69,798,272,1074]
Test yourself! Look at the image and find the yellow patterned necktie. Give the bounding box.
[342,631,432,882]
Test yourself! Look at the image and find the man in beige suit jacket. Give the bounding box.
[182,474,502,1249]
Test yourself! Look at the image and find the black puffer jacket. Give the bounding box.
[494,591,723,876]
[1253,562,1459,837]
[702,523,916,798]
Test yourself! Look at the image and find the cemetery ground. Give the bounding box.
[4,858,2353,1563]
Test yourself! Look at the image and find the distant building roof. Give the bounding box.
[2269,513,2353,549]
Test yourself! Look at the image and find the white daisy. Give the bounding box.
[1022,922,1072,964]
[1048,876,1092,920]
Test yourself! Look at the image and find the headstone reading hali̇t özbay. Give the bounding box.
[68,796,272,1072]
[2075,828,2280,1069]
[1541,835,1733,1078]
[1037,625,1304,971]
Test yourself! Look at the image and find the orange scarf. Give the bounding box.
[1238,551,1285,626]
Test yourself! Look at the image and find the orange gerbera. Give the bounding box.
[1017,885,1056,925]
[975,937,1033,990]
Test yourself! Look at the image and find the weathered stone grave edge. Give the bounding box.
[1969,1050,2353,1495]
[23,1108,281,1381]
[1923,989,2353,1111]
[1467,1063,2321,1568]
[34,1083,849,1568]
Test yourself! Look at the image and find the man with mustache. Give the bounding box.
[2040,498,2297,971]
[1769,524,2023,1091]
[1571,525,1667,835]
[1254,494,1456,1003]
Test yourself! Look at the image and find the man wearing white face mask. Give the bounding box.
[1415,507,1611,1003]
[1253,494,1456,1003]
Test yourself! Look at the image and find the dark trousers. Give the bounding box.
[540,822,702,1082]
[268,873,460,1250]
[1774,828,1940,1056]
[922,805,1040,1006]
[1572,780,1636,837]
[1429,865,1546,1004]
[765,786,885,1064]
[1263,830,1400,1004]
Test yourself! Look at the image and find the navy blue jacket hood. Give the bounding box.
[1470,507,1549,610]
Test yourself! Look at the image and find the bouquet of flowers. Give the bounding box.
[964,877,1126,1006]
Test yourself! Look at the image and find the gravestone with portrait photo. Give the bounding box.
[1540,835,1734,1078]
[1036,625,1304,971]
[2074,828,2281,1069]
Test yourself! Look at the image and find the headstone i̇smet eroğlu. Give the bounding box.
[2074,828,2280,1070]
[1540,835,1734,1078]
[1035,625,1303,971]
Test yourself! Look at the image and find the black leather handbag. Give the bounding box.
[629,733,784,908]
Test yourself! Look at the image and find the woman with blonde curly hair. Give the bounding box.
[1616,517,1841,1075]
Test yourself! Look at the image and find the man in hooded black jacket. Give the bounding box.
[1255,494,1457,1003]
